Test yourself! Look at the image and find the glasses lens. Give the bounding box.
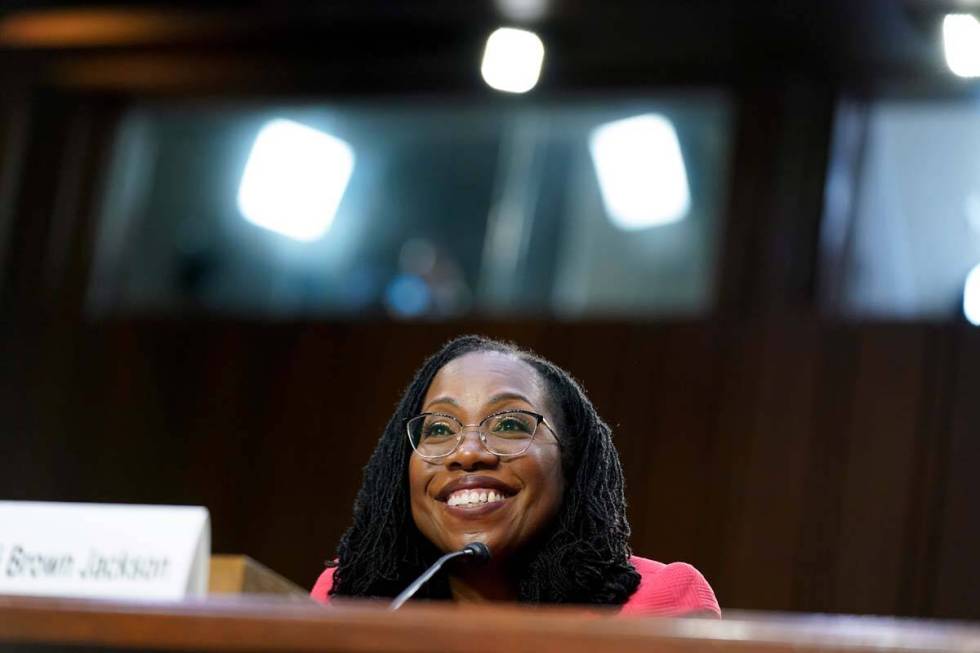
[483,411,538,455]
[408,414,460,457]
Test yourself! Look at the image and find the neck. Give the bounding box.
[448,561,518,603]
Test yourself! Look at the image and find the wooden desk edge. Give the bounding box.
[1,595,979,653]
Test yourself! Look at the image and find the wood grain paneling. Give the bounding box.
[933,328,980,619]
[3,320,976,618]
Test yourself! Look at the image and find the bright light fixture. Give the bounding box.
[964,263,980,325]
[238,119,354,242]
[480,27,544,93]
[943,14,980,78]
[589,114,691,230]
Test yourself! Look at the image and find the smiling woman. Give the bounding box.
[311,335,720,615]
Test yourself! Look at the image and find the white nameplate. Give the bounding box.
[0,501,210,600]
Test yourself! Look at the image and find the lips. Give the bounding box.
[434,475,519,502]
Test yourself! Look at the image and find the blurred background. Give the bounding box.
[1,0,980,619]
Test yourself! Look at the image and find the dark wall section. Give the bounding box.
[3,320,977,619]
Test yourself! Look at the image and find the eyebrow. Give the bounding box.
[424,391,535,412]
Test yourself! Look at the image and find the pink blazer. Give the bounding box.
[311,555,720,617]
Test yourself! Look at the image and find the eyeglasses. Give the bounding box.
[405,409,557,460]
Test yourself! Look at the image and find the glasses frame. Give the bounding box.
[405,409,559,460]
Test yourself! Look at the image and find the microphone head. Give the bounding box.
[462,542,491,563]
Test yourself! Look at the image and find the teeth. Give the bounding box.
[447,489,506,507]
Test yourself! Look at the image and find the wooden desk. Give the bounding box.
[208,555,306,597]
[1,595,979,653]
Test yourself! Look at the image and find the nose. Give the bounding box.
[445,429,499,470]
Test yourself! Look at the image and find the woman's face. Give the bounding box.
[408,350,565,563]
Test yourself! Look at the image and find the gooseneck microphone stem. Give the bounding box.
[389,542,490,610]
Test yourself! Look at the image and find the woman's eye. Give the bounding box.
[424,423,455,438]
[493,417,532,433]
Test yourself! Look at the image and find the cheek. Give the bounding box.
[408,456,429,510]
[542,463,565,516]
[408,456,441,539]
[522,450,565,519]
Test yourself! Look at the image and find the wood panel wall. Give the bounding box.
[2,320,977,619]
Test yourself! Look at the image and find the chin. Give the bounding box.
[431,524,508,560]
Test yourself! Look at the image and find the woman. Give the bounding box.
[312,335,719,616]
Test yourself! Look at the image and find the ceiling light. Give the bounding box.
[589,114,691,230]
[964,263,980,325]
[480,27,544,94]
[943,14,980,78]
[238,119,354,242]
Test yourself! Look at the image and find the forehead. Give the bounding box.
[424,350,546,408]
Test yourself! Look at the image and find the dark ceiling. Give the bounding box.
[0,1,976,96]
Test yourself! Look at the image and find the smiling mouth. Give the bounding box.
[445,488,509,507]
[435,475,519,508]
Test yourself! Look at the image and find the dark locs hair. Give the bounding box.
[328,335,640,604]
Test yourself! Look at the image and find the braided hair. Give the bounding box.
[328,335,640,604]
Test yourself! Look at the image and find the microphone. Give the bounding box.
[389,542,491,610]
[461,542,491,563]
